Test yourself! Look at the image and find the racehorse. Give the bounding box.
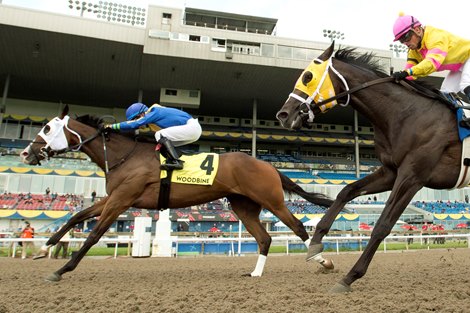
[276,42,462,292]
[20,105,333,281]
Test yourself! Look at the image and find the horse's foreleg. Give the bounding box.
[46,202,128,282]
[308,167,395,267]
[332,174,422,293]
[34,197,108,260]
[229,195,269,277]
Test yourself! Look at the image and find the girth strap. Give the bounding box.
[156,150,172,211]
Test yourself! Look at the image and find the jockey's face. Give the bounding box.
[401,26,423,50]
[132,112,145,121]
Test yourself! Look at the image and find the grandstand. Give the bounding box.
[1,3,469,235]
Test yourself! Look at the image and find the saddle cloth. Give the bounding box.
[453,107,470,188]
[160,153,219,185]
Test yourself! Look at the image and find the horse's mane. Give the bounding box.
[75,114,156,143]
[334,47,440,96]
[76,114,101,128]
[334,48,389,78]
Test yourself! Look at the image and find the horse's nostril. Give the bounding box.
[276,112,288,121]
[21,151,28,157]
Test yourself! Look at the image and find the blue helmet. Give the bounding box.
[126,102,148,120]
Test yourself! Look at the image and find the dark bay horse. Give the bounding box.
[20,105,332,281]
[276,42,462,292]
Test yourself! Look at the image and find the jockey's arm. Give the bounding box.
[407,35,448,79]
[110,111,157,131]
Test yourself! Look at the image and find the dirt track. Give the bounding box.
[1,249,469,313]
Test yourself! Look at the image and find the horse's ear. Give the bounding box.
[60,104,69,119]
[318,41,335,61]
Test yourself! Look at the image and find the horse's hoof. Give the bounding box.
[329,281,352,293]
[33,253,47,260]
[45,272,62,282]
[321,259,334,270]
[306,243,324,262]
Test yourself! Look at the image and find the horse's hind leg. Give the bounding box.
[228,194,271,277]
[33,197,108,260]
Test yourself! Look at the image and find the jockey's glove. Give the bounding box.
[392,70,410,82]
[98,123,114,133]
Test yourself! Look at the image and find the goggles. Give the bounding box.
[399,30,413,44]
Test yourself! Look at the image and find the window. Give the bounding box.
[214,117,220,123]
[261,44,274,57]
[189,90,199,98]
[211,38,226,51]
[189,35,201,42]
[165,89,177,96]
[162,13,172,25]
[229,118,236,123]
[277,46,293,58]
[292,47,307,60]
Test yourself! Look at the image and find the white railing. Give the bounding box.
[1,237,136,259]
[1,233,469,259]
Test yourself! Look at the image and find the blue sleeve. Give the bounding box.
[111,108,160,131]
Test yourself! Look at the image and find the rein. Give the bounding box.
[105,134,138,172]
[313,76,395,108]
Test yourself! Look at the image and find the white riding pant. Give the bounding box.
[440,59,470,93]
[154,118,202,147]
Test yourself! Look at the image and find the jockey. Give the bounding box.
[106,102,202,170]
[391,13,470,101]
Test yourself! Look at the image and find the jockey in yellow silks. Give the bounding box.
[391,13,470,100]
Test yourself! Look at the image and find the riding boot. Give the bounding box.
[159,137,184,171]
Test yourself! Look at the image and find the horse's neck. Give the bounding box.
[335,65,397,131]
[82,134,140,171]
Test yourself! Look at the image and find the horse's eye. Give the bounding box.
[43,125,51,134]
[302,72,313,86]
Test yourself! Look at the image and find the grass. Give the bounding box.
[1,239,468,257]
[0,246,131,258]
[267,239,469,254]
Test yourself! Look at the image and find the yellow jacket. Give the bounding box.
[405,26,470,78]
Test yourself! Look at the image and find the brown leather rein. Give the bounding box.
[312,76,395,108]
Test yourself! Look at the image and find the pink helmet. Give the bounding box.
[393,14,421,41]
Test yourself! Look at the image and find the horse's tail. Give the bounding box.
[277,170,333,208]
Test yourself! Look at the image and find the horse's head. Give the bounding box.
[276,42,340,130]
[21,105,81,165]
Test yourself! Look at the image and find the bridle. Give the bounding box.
[288,57,350,123]
[27,116,137,174]
[288,57,395,122]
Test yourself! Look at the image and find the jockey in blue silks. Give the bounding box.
[106,102,202,170]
